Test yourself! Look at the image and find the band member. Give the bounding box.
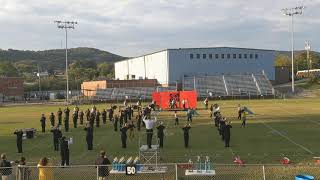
[84,124,94,150]
[120,123,129,148]
[224,121,232,147]
[128,120,136,140]
[60,136,70,166]
[50,126,62,151]
[113,114,119,132]
[187,109,193,122]
[143,116,157,149]
[157,122,165,148]
[14,129,23,153]
[174,111,179,125]
[85,109,90,122]
[241,110,247,127]
[40,114,46,133]
[72,111,78,128]
[57,108,62,125]
[237,104,242,120]
[204,97,209,110]
[182,124,191,148]
[102,109,107,124]
[79,110,84,125]
[49,112,55,127]
[64,107,70,132]
[108,106,114,122]
[136,112,142,131]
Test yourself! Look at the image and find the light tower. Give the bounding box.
[54,20,78,102]
[282,6,304,93]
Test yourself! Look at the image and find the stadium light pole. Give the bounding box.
[305,41,311,77]
[282,6,304,93]
[54,20,78,102]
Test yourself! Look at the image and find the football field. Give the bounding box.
[0,98,320,165]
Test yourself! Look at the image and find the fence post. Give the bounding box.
[175,164,178,180]
[262,165,266,180]
[96,165,99,180]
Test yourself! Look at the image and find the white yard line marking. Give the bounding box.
[259,120,314,155]
[272,101,320,126]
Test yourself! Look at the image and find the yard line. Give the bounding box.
[272,101,320,126]
[259,120,314,155]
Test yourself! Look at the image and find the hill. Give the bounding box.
[0,47,126,70]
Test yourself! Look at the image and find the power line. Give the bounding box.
[54,20,78,102]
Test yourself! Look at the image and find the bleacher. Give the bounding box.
[184,76,227,96]
[254,75,274,95]
[94,74,274,100]
[183,74,274,97]
[96,87,155,100]
[224,75,259,96]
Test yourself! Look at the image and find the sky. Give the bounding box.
[0,0,319,57]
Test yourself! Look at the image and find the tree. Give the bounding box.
[98,62,113,77]
[295,51,320,71]
[274,54,291,67]
[0,62,20,77]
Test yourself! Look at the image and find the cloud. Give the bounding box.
[0,0,319,56]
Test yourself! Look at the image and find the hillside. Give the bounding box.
[0,47,126,70]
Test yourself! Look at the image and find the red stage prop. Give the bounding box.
[152,91,197,109]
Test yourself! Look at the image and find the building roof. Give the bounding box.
[116,47,277,63]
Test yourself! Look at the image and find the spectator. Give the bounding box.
[95,151,111,180]
[37,157,53,180]
[17,157,31,180]
[0,153,12,180]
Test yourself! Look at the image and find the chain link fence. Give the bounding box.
[1,164,319,180]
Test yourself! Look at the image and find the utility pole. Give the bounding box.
[282,6,304,93]
[305,41,311,77]
[54,20,78,102]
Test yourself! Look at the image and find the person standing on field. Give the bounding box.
[174,111,179,125]
[79,110,84,125]
[57,108,62,125]
[120,123,129,148]
[182,124,191,148]
[60,136,70,166]
[143,116,157,149]
[224,121,232,147]
[40,114,46,133]
[14,129,23,153]
[95,110,101,128]
[49,112,55,127]
[85,109,90,122]
[241,110,247,128]
[84,124,94,150]
[157,122,165,148]
[102,109,107,125]
[50,126,62,151]
[64,107,70,132]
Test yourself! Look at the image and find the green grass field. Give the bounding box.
[1,98,320,166]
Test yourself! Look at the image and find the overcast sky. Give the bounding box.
[0,0,319,57]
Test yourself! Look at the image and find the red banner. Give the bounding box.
[152,91,197,109]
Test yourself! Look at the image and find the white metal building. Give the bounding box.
[115,47,277,85]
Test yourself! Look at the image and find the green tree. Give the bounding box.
[97,62,113,77]
[274,54,291,67]
[0,62,20,77]
[295,51,320,71]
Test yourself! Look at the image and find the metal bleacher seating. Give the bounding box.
[96,87,156,100]
[183,74,274,97]
[94,74,274,100]
[254,75,274,95]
